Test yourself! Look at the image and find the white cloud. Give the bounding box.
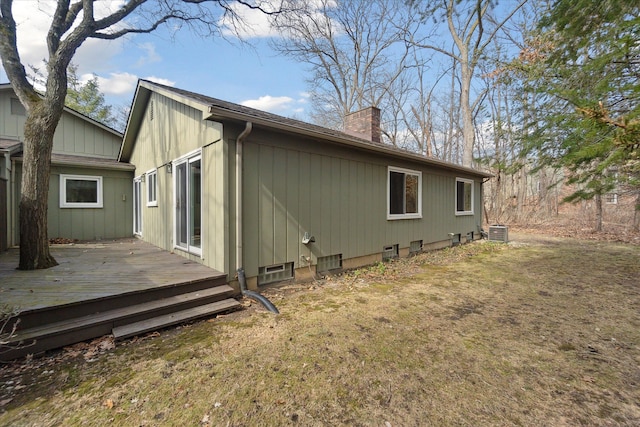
[135,43,162,67]
[220,0,339,39]
[90,73,175,96]
[94,72,140,96]
[10,1,126,76]
[241,95,294,112]
[144,76,176,87]
[297,92,311,103]
[219,2,279,38]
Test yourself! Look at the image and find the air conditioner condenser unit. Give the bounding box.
[488,225,508,242]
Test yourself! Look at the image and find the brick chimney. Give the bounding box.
[344,106,381,143]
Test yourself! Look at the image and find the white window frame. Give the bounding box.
[133,176,143,236]
[605,193,618,204]
[387,166,422,220]
[173,149,203,257]
[146,169,158,207]
[455,178,474,216]
[60,174,103,208]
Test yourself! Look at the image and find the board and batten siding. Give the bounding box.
[12,164,133,242]
[2,86,131,245]
[240,128,483,279]
[0,89,121,159]
[52,112,121,158]
[0,177,7,251]
[0,92,24,139]
[127,92,229,274]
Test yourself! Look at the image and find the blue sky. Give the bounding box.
[0,1,312,120]
[0,0,529,130]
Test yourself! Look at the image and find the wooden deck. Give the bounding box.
[0,238,226,312]
[0,239,240,360]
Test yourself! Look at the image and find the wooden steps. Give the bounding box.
[1,284,241,361]
[113,299,240,339]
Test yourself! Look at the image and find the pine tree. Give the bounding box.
[65,64,116,128]
[524,0,640,230]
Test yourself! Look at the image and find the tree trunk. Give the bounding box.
[594,193,603,232]
[18,102,60,270]
[460,60,474,167]
[633,191,640,232]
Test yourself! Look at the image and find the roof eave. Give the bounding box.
[120,84,150,162]
[205,106,492,179]
[120,80,212,162]
[13,155,135,171]
[1,83,122,138]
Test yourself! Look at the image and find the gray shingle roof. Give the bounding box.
[132,80,491,178]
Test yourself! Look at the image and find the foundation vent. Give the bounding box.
[258,262,294,286]
[409,240,423,254]
[382,244,399,261]
[317,254,343,272]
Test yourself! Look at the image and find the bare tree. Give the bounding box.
[0,0,281,270]
[409,0,527,167]
[271,0,418,137]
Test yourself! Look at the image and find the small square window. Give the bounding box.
[455,178,474,215]
[387,166,422,220]
[60,175,103,208]
[146,169,157,206]
[605,193,618,204]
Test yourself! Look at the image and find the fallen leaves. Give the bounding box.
[63,336,115,361]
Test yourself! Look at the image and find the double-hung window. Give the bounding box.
[174,152,202,256]
[60,174,103,208]
[387,166,422,220]
[455,178,474,215]
[146,169,157,207]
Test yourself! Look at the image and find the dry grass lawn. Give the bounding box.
[1,232,639,426]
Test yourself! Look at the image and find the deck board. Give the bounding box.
[0,238,226,313]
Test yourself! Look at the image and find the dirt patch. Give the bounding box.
[2,234,640,426]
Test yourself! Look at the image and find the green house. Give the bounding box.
[0,84,134,251]
[120,80,490,289]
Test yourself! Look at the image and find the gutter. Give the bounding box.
[205,106,492,179]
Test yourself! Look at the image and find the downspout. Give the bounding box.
[235,122,279,314]
[236,121,251,270]
[480,177,490,239]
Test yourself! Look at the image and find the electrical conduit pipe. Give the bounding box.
[236,122,279,314]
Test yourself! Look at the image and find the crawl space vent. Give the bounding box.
[409,240,423,254]
[258,262,294,286]
[317,254,343,272]
[382,244,399,261]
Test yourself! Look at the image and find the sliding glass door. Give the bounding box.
[174,153,202,255]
